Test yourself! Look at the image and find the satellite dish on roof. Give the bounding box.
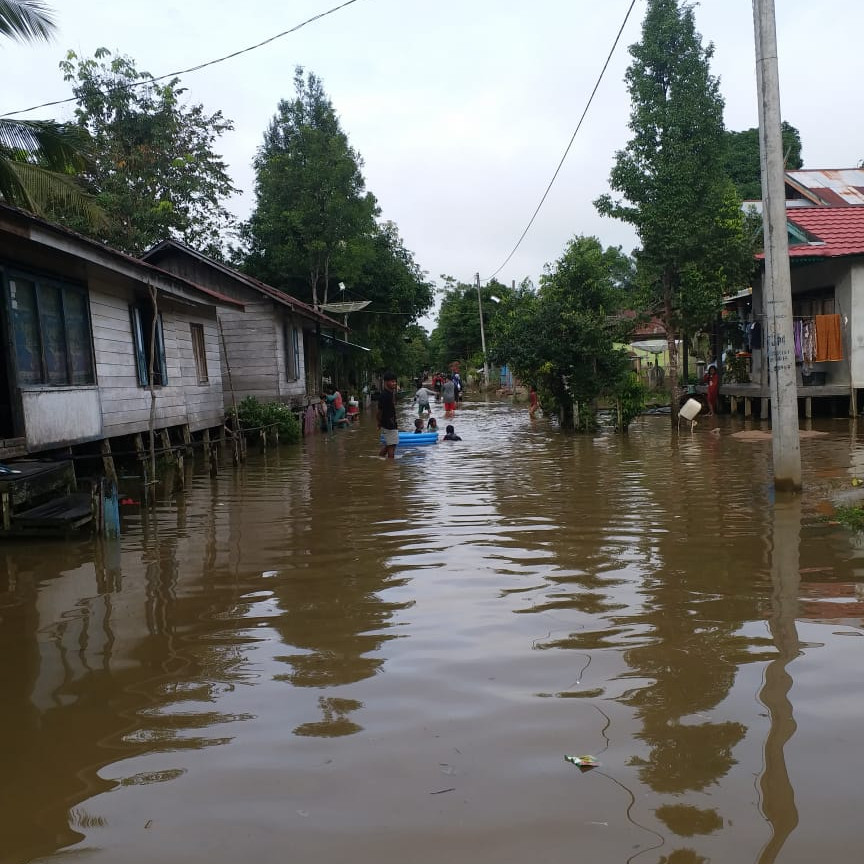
[319,301,371,314]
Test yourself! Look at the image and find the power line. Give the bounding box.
[1,0,365,118]
[484,0,638,283]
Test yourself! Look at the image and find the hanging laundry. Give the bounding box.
[801,318,817,369]
[814,313,843,362]
[793,320,803,361]
[750,321,762,352]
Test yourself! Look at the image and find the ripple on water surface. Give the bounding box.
[2,402,864,863]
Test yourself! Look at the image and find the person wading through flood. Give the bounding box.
[441,375,457,415]
[377,372,399,459]
[701,364,720,416]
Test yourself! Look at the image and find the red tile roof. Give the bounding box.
[785,207,864,258]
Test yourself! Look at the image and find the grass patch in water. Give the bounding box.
[833,505,864,531]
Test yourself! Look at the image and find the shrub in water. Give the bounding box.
[231,396,301,444]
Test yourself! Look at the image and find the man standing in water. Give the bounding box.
[377,372,399,459]
[441,375,457,415]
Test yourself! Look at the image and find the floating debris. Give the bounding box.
[564,754,601,772]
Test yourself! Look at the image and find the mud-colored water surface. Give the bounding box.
[2,400,863,864]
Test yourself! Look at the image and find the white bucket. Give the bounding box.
[679,398,702,422]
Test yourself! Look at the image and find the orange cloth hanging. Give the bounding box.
[813,314,843,362]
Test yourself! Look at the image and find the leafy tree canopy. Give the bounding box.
[50,48,238,256]
[429,276,510,374]
[489,236,639,432]
[723,121,803,200]
[595,0,753,420]
[340,220,434,380]
[242,66,379,308]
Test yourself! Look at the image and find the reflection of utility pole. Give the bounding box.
[475,272,489,388]
[753,0,801,490]
[757,497,801,864]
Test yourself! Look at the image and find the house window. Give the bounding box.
[7,273,95,386]
[130,301,167,387]
[284,323,301,380]
[190,323,209,384]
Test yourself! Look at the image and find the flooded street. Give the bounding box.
[2,399,863,864]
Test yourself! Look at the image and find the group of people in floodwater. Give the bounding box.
[413,371,463,416]
[377,372,464,459]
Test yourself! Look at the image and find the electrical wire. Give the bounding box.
[484,0,638,283]
[1,0,365,118]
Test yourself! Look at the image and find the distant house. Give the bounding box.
[142,240,346,410]
[0,204,239,461]
[743,167,864,213]
[783,168,864,208]
[731,207,864,417]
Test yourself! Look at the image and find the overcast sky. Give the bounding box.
[5,0,863,313]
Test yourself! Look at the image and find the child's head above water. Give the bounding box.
[414,418,424,430]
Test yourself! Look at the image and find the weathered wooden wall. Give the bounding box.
[145,245,316,406]
[89,274,225,437]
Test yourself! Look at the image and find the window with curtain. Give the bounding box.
[130,301,167,387]
[6,272,95,386]
[190,322,209,384]
[284,322,301,380]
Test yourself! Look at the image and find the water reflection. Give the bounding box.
[0,407,862,864]
[756,496,802,864]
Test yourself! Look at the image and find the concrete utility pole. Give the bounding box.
[475,272,489,388]
[753,0,801,491]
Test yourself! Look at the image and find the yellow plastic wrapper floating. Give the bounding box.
[564,754,601,773]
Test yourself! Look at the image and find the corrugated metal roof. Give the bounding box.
[0,203,245,309]
[786,168,864,206]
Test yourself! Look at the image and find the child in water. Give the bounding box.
[413,418,425,433]
[443,424,462,441]
[427,417,438,432]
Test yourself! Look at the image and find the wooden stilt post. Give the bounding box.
[100,439,118,487]
[174,450,185,492]
[203,428,218,477]
[160,429,174,465]
[101,476,120,539]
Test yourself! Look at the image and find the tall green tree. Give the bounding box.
[52,48,238,255]
[243,67,379,308]
[596,0,752,426]
[489,236,637,432]
[340,220,434,379]
[0,1,98,219]
[723,121,803,200]
[429,276,508,373]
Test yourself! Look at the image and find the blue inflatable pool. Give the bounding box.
[381,432,439,445]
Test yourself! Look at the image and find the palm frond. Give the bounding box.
[0,118,91,171]
[1,158,105,225]
[0,0,55,43]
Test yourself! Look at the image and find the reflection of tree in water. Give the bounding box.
[655,803,723,836]
[0,500,264,862]
[628,720,745,794]
[293,697,364,737]
[263,446,420,737]
[658,850,708,864]
[270,576,412,687]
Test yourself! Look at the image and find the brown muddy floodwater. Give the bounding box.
[2,398,864,864]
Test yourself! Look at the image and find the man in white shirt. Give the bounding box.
[413,386,436,416]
